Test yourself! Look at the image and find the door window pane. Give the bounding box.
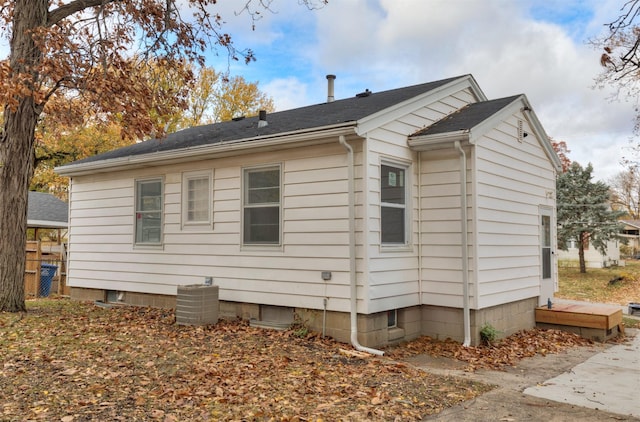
[542,215,551,279]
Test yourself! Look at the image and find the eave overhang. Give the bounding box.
[27,220,68,229]
[408,130,471,151]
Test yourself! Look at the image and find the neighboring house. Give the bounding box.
[25,191,69,295]
[556,238,621,268]
[56,74,562,349]
[620,220,640,255]
[28,191,68,231]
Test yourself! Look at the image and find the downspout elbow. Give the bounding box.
[339,135,384,356]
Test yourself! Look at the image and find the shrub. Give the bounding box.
[479,323,500,346]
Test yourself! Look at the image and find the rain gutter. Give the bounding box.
[56,122,357,177]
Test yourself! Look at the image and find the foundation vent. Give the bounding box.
[176,284,219,325]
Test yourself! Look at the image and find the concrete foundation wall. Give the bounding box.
[70,287,537,348]
[422,297,538,345]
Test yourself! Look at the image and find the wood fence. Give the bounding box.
[24,240,68,297]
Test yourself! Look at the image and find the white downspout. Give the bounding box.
[417,152,423,304]
[455,141,471,347]
[339,135,384,356]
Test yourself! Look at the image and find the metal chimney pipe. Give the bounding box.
[326,74,336,103]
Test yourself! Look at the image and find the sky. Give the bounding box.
[0,0,635,182]
[201,0,637,183]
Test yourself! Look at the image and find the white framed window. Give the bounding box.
[381,163,408,245]
[182,170,212,227]
[135,178,163,244]
[243,165,281,245]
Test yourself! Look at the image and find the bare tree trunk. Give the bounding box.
[578,244,586,274]
[0,0,47,312]
[578,232,587,274]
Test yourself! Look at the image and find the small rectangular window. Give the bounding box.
[243,166,280,244]
[387,309,397,328]
[183,171,211,226]
[381,164,408,244]
[135,179,162,244]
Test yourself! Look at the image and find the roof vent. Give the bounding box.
[232,116,245,121]
[258,110,268,128]
[356,89,372,98]
[326,74,336,103]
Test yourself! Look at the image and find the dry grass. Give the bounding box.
[557,260,640,305]
[558,260,640,329]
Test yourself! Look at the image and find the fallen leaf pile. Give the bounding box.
[386,328,594,371]
[0,299,490,421]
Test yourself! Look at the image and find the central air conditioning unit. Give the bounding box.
[176,284,219,326]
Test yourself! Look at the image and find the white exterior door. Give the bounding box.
[539,207,556,305]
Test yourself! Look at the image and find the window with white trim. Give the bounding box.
[182,171,211,226]
[381,163,408,244]
[135,178,162,244]
[243,165,281,245]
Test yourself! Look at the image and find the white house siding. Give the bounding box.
[474,112,556,309]
[364,87,478,313]
[418,150,470,308]
[66,141,365,314]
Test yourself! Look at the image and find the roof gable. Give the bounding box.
[408,95,563,171]
[411,95,521,137]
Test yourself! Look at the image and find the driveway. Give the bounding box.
[524,329,639,418]
[410,328,639,421]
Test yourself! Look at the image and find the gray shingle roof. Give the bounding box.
[411,95,522,137]
[67,75,467,166]
[28,191,68,227]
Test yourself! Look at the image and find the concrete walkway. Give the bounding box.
[524,329,640,418]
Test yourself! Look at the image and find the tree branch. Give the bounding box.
[48,0,118,27]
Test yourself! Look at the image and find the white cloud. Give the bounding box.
[5,0,628,181]
[286,0,637,181]
[263,77,311,111]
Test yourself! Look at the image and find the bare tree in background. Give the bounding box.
[609,166,640,219]
[597,0,640,132]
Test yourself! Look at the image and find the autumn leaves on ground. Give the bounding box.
[1,300,598,421]
[1,300,485,421]
[2,263,637,421]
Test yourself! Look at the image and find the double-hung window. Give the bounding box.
[135,178,162,244]
[381,163,408,244]
[243,165,281,245]
[183,171,212,226]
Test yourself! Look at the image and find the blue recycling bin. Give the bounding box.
[40,263,58,297]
